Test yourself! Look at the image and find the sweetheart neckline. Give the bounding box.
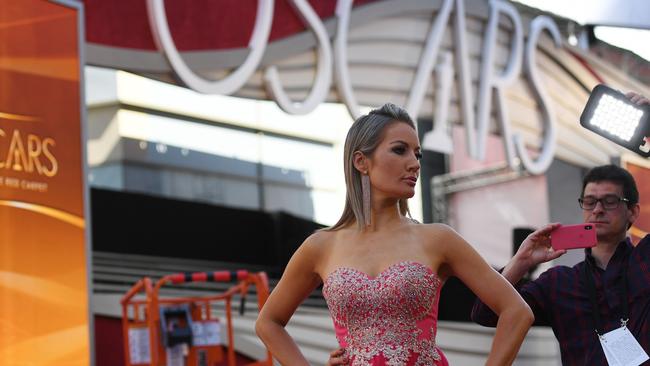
[323,260,440,284]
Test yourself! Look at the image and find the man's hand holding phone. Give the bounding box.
[504,223,566,282]
[504,222,598,284]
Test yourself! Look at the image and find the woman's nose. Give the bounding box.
[408,156,420,171]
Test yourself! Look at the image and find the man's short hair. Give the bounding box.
[581,164,639,206]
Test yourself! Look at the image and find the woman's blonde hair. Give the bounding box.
[327,103,416,231]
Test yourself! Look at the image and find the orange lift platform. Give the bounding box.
[121,270,272,366]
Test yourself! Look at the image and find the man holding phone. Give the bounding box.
[471,164,650,365]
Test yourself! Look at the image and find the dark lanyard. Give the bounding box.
[582,258,629,336]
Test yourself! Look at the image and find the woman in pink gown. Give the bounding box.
[256,103,534,365]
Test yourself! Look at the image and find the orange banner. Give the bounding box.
[626,161,650,243]
[0,1,90,365]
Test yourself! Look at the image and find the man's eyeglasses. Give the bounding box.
[578,195,630,210]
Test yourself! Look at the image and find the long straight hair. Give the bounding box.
[327,103,416,231]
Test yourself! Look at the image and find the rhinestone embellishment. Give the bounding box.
[323,261,442,365]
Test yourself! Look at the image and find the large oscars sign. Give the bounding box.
[147,0,562,174]
[0,1,90,365]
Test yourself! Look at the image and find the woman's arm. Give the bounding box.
[432,224,534,366]
[255,233,325,365]
[471,223,563,327]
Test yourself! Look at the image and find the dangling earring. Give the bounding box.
[362,172,371,227]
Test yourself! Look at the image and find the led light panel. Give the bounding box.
[580,84,650,157]
[589,94,643,141]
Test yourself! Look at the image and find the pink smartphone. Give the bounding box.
[550,223,597,250]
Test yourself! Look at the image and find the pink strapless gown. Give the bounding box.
[323,261,449,366]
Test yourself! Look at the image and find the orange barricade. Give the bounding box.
[121,270,272,366]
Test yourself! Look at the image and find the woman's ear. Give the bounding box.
[353,151,368,174]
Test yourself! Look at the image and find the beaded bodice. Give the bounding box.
[322,261,445,366]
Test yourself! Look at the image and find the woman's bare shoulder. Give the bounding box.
[297,229,338,257]
[295,229,346,276]
[304,229,335,246]
[411,222,457,236]
[411,223,465,251]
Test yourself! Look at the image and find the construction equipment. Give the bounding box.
[121,270,272,366]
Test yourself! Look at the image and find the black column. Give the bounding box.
[417,118,448,223]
